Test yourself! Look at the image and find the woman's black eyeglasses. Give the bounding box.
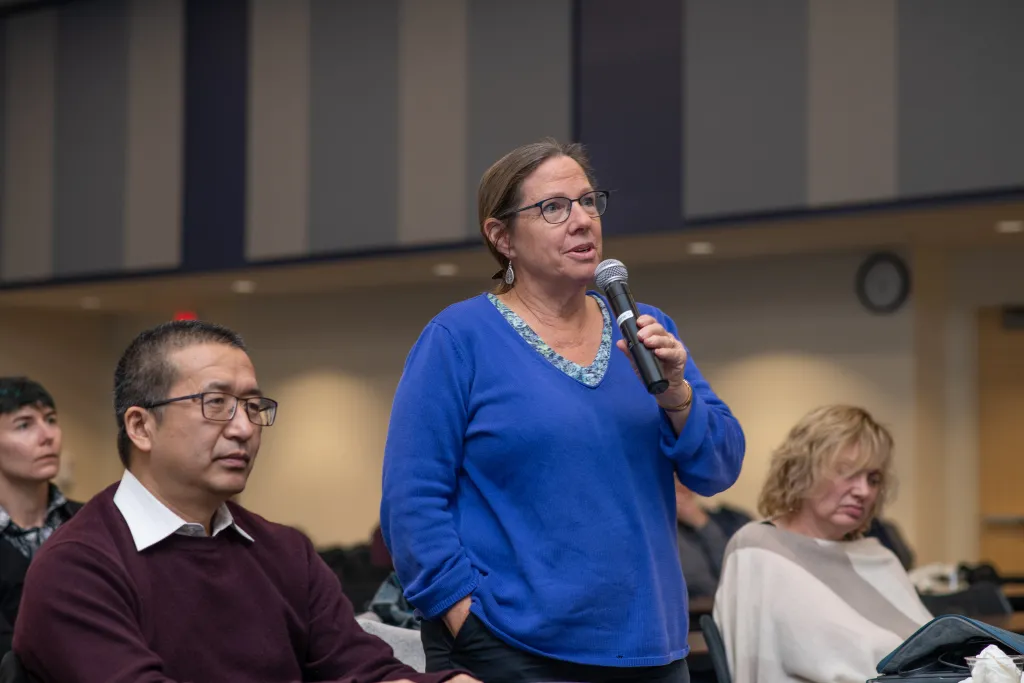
[499,190,609,225]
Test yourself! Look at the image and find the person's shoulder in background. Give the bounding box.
[866,517,916,570]
[706,504,754,539]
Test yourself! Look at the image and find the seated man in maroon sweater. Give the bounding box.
[13,320,478,683]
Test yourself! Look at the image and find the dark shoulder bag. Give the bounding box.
[871,615,1024,682]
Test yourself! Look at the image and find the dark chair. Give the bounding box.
[919,581,1012,617]
[960,562,1001,586]
[318,544,393,613]
[699,614,731,683]
[0,651,31,683]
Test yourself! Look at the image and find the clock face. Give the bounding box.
[856,253,910,314]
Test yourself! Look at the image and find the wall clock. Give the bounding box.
[855,252,910,314]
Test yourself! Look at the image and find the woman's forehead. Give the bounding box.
[522,157,589,195]
[830,443,884,472]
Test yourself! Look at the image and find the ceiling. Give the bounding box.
[0,199,1021,315]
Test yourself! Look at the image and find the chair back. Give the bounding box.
[699,614,732,683]
[356,617,425,673]
[0,651,31,683]
[919,581,1012,617]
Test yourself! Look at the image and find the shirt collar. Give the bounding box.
[113,470,255,552]
[0,484,71,535]
[46,483,67,513]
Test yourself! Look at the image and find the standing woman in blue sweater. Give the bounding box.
[381,139,745,683]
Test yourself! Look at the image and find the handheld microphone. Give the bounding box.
[595,259,669,395]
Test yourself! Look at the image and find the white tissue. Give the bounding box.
[966,645,1024,683]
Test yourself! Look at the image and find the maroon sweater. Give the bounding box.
[14,484,457,683]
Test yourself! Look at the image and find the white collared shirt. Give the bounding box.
[113,470,255,552]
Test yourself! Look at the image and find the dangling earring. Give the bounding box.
[504,261,515,286]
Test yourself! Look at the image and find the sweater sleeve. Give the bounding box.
[649,308,745,497]
[14,540,188,683]
[380,321,479,619]
[302,541,463,683]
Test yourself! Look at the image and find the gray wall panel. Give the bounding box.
[309,0,400,253]
[684,0,808,218]
[52,0,128,276]
[898,0,1024,196]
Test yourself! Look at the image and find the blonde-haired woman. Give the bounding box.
[714,405,932,683]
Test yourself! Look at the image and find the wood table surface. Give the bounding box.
[688,631,708,656]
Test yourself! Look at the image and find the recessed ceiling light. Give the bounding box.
[79,296,101,310]
[995,220,1023,234]
[231,280,257,294]
[432,263,459,277]
[687,241,715,255]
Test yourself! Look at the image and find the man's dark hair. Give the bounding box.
[114,320,247,467]
[0,377,56,417]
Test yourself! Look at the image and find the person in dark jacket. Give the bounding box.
[0,377,81,656]
[675,479,752,599]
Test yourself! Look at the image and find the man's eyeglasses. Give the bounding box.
[145,392,278,427]
[499,190,609,225]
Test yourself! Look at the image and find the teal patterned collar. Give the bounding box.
[487,292,611,388]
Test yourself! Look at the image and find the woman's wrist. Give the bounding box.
[660,379,693,412]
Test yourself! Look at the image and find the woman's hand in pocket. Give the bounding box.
[442,595,472,638]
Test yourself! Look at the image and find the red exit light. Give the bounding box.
[173,311,198,321]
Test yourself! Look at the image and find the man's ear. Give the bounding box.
[483,218,514,260]
[123,407,155,455]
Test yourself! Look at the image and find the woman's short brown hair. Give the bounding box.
[477,138,596,293]
[757,405,897,533]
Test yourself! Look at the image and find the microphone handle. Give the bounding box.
[604,281,670,395]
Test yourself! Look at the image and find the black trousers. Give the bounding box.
[421,614,690,683]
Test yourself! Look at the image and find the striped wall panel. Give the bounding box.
[577,0,683,236]
[244,0,572,260]
[0,0,1022,286]
[464,0,572,241]
[181,0,247,272]
[124,0,183,271]
[1,10,56,282]
[308,0,400,253]
[680,0,1023,220]
[683,0,808,219]
[807,1,897,207]
[897,0,1024,198]
[0,0,184,284]
[396,0,468,247]
[0,24,5,275]
[52,0,129,277]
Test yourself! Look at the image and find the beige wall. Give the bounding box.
[109,251,922,549]
[632,253,918,537]
[6,245,1022,561]
[106,283,480,548]
[942,247,1024,564]
[0,309,120,499]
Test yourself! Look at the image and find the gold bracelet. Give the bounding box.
[662,379,693,412]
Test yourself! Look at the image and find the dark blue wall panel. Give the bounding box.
[576,0,683,235]
[181,0,247,271]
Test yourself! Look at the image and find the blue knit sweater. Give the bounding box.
[381,293,745,667]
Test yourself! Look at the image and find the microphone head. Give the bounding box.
[595,259,628,291]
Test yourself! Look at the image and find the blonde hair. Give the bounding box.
[758,405,897,534]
